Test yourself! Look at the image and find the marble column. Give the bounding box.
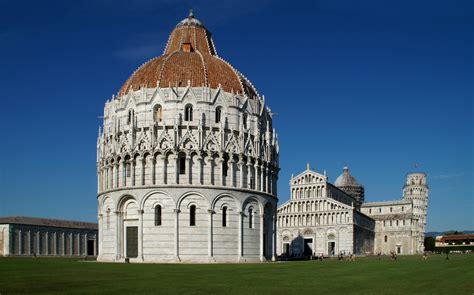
[27,230,31,255]
[187,155,192,185]
[18,229,22,255]
[161,155,167,184]
[238,161,244,188]
[197,155,203,185]
[208,209,214,260]
[62,232,66,256]
[152,156,157,185]
[98,214,103,259]
[131,158,136,186]
[115,211,121,260]
[174,209,180,261]
[246,160,252,189]
[218,156,225,186]
[229,159,235,187]
[138,209,144,261]
[267,168,272,194]
[69,233,73,255]
[174,154,179,185]
[254,163,259,191]
[238,211,243,260]
[206,156,213,185]
[259,213,264,261]
[272,214,277,261]
[45,232,49,255]
[118,159,124,187]
[77,233,81,255]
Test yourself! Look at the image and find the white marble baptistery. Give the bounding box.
[96,12,279,263]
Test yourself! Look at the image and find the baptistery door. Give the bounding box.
[126,226,138,258]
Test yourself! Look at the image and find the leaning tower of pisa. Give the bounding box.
[402,172,429,252]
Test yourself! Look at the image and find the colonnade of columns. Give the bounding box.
[277,211,350,227]
[291,186,326,199]
[8,227,97,256]
[280,199,347,214]
[98,153,278,196]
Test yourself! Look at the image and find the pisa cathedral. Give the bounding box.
[95,12,428,263]
[276,166,428,257]
[96,12,279,263]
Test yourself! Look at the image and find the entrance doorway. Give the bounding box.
[396,245,401,254]
[263,234,267,258]
[87,240,95,256]
[126,226,138,258]
[328,241,336,256]
[283,243,290,255]
[304,239,313,256]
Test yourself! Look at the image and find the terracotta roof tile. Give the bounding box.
[117,16,257,98]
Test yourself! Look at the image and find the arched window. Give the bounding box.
[223,158,228,177]
[215,107,222,123]
[243,113,248,129]
[154,105,162,122]
[184,104,193,121]
[190,205,196,226]
[155,205,162,226]
[179,153,186,174]
[127,109,134,125]
[106,208,110,229]
[222,206,227,227]
[384,235,388,242]
[248,208,253,229]
[126,161,132,177]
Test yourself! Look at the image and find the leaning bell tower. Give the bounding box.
[402,172,429,252]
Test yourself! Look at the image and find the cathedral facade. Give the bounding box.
[276,166,428,257]
[96,12,279,263]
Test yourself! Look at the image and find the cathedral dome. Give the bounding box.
[335,166,362,188]
[334,166,365,205]
[118,12,258,99]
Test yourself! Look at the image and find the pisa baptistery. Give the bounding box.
[96,11,279,263]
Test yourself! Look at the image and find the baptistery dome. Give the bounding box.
[118,12,258,99]
[96,12,279,264]
[334,166,365,206]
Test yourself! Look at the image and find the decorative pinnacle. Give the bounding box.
[188,8,194,18]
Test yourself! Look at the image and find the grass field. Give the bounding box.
[0,255,473,294]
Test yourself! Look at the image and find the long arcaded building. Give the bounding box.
[0,216,97,256]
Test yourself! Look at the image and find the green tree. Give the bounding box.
[424,236,435,251]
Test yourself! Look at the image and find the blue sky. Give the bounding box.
[0,0,472,231]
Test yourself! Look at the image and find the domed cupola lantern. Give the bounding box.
[96,11,279,263]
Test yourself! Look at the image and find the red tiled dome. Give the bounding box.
[118,13,258,99]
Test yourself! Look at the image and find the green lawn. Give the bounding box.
[0,255,472,294]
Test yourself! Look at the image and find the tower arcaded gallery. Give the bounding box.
[96,12,279,263]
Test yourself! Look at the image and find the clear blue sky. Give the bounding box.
[0,0,472,232]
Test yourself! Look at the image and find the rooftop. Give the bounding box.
[0,216,98,230]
